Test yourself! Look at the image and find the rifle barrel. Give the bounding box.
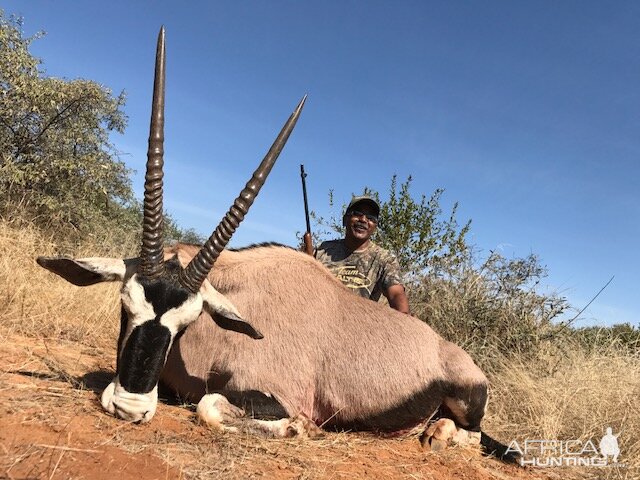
[300,164,313,255]
[300,164,311,233]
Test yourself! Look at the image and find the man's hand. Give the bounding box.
[386,284,410,314]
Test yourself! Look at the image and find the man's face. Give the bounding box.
[344,203,378,242]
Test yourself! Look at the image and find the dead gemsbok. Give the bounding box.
[37,28,511,458]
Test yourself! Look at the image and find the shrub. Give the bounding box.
[410,251,570,368]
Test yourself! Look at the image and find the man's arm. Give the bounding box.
[385,284,410,314]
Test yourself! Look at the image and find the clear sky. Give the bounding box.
[5,1,638,327]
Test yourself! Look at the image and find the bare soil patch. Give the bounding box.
[0,333,565,480]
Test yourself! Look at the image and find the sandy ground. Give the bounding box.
[0,333,567,480]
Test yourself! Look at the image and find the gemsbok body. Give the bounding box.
[37,28,510,457]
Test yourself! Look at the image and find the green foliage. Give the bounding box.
[0,11,132,240]
[0,12,200,249]
[165,222,205,245]
[376,176,470,278]
[312,175,470,279]
[411,251,571,368]
[571,323,640,353]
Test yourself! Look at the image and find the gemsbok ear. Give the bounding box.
[200,280,264,340]
[36,257,138,286]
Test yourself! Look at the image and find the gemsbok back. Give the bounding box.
[37,28,513,459]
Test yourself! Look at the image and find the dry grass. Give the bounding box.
[484,346,639,479]
[1,218,637,479]
[0,218,129,346]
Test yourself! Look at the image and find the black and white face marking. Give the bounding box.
[102,258,204,423]
[37,253,262,423]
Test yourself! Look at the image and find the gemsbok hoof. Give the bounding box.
[285,414,324,439]
[420,418,482,451]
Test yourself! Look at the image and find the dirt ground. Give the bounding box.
[0,333,568,480]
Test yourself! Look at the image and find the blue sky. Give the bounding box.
[5,1,638,327]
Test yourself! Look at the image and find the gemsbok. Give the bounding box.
[37,28,511,458]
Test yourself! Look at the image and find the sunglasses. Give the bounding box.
[348,210,378,223]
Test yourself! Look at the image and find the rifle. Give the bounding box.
[300,164,314,256]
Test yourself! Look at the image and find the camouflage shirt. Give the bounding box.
[315,239,403,301]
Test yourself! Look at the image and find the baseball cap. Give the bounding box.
[346,195,380,217]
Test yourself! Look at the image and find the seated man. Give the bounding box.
[315,196,410,314]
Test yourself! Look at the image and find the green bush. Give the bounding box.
[0,12,130,240]
[570,323,640,353]
[0,11,200,251]
[410,251,570,368]
[311,175,470,280]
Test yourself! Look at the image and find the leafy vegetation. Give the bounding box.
[411,252,571,367]
[0,13,129,235]
[311,175,470,280]
[573,322,640,353]
[0,11,200,249]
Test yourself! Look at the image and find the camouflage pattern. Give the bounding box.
[315,239,403,301]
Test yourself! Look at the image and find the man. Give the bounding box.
[315,195,410,314]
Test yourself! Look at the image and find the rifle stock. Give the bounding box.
[303,232,313,256]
